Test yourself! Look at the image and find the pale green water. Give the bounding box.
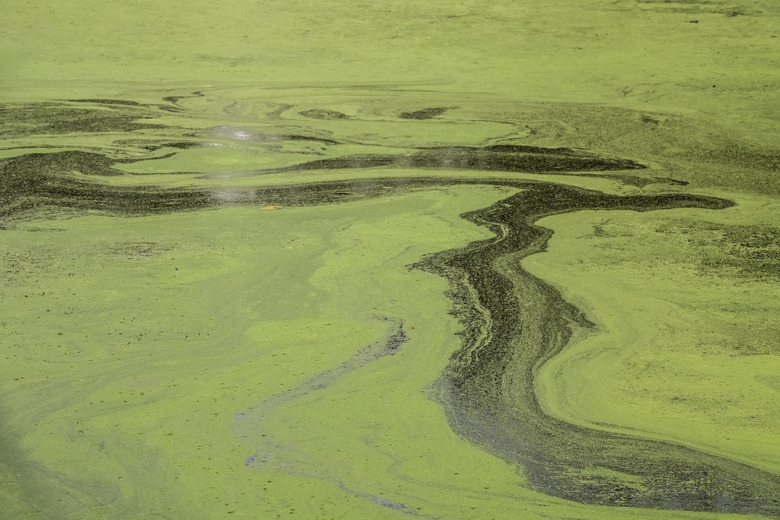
[1,2,779,519]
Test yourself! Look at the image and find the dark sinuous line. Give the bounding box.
[2,134,778,516]
[412,183,780,516]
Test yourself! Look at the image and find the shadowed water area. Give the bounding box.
[2,96,779,517]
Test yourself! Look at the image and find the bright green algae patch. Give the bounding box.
[0,188,517,519]
[527,196,780,475]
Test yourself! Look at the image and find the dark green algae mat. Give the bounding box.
[1,90,780,520]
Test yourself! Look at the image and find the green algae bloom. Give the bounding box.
[2,2,780,519]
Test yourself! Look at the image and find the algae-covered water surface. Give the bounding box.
[2,2,780,519]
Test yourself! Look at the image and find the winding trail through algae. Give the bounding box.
[411,183,780,516]
[234,319,448,518]
[3,96,779,517]
[231,175,780,516]
[236,318,408,469]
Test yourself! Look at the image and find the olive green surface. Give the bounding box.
[1,1,779,519]
[528,200,780,475]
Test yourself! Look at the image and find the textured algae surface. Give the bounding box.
[2,1,780,519]
[527,203,780,474]
[0,190,520,519]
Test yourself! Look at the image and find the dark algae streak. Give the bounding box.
[2,98,778,517]
[0,152,212,223]
[247,183,778,515]
[413,184,780,516]
[398,107,450,119]
[266,144,646,175]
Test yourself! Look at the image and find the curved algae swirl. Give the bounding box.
[2,97,778,517]
[412,183,780,516]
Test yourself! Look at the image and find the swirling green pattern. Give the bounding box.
[1,94,778,519]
